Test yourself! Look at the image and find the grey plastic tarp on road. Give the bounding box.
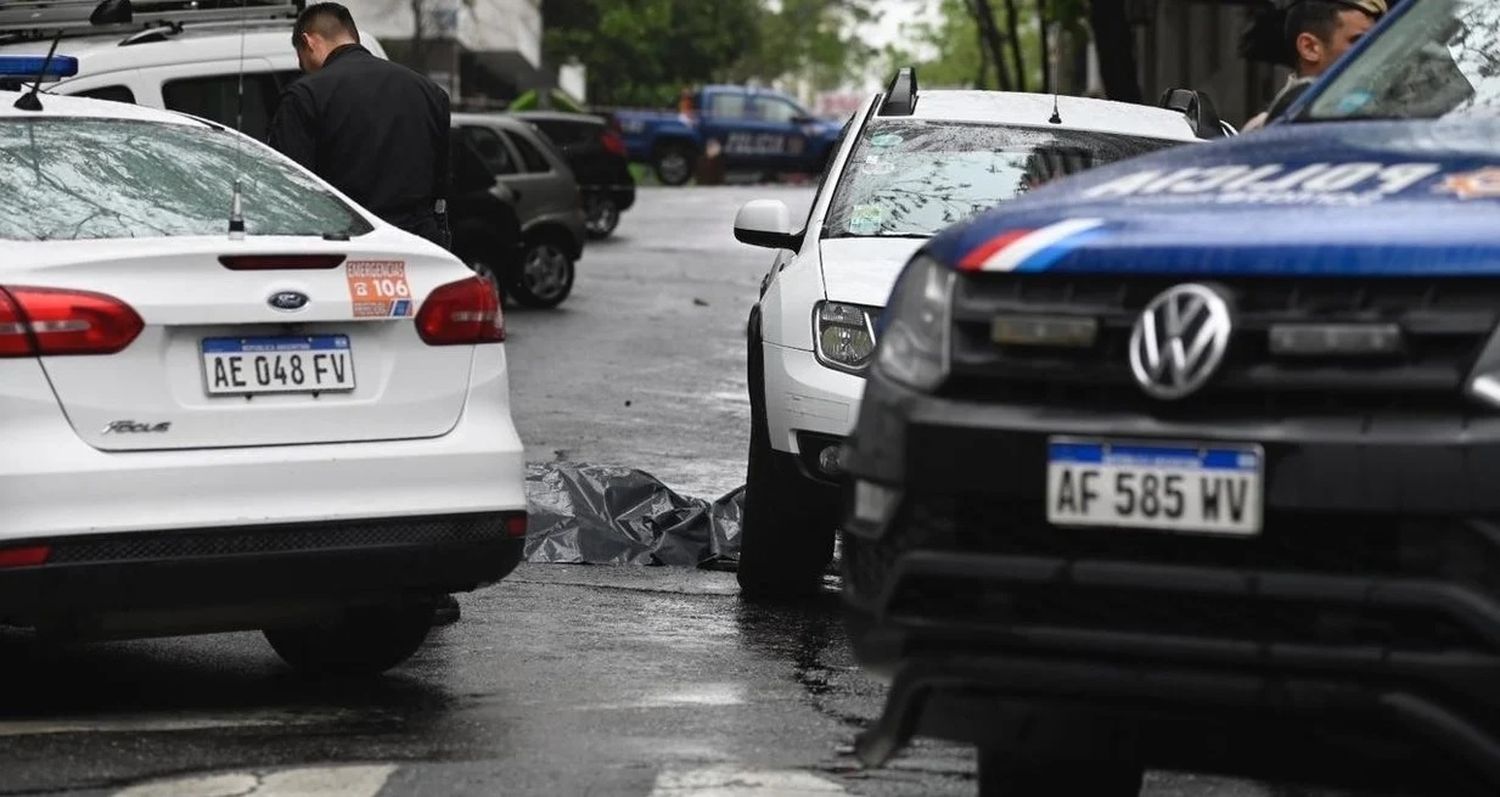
[524,463,743,566]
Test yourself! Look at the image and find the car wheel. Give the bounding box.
[510,240,576,309]
[654,144,694,186]
[584,195,621,239]
[264,601,436,678]
[978,752,1144,797]
[737,313,837,599]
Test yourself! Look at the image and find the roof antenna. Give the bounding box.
[227,0,249,239]
[1049,93,1063,125]
[11,32,61,112]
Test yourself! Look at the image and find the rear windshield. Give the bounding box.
[1303,0,1494,121]
[823,120,1185,239]
[0,118,371,241]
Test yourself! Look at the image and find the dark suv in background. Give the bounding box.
[514,110,637,240]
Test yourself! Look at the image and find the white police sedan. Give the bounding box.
[0,56,527,676]
[731,68,1212,597]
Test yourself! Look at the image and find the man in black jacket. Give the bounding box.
[269,2,451,248]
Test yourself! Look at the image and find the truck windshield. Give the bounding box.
[0,118,371,241]
[823,120,1182,239]
[1303,0,1493,121]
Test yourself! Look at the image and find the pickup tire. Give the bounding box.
[653,142,695,186]
[737,312,837,599]
[264,601,435,677]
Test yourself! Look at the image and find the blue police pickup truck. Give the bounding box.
[844,0,1500,794]
[614,85,843,186]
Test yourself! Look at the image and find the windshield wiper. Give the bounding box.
[826,231,930,240]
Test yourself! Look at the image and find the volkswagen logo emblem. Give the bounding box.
[1129,284,1232,400]
[268,291,309,312]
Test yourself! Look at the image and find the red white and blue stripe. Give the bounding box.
[958,218,1109,272]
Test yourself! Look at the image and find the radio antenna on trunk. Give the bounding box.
[227,0,249,239]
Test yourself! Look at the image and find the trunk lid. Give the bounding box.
[7,234,476,452]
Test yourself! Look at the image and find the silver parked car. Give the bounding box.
[453,113,587,308]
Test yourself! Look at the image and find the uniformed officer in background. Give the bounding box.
[269,2,452,248]
[1243,0,1387,131]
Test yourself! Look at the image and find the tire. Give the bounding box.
[264,601,436,678]
[654,143,695,186]
[510,238,576,308]
[978,752,1144,797]
[737,313,838,599]
[584,195,621,239]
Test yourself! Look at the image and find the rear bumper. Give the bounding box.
[841,372,1500,788]
[1,346,526,541]
[0,512,524,638]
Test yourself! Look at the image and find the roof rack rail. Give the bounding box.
[1160,87,1230,139]
[879,66,918,117]
[0,0,301,39]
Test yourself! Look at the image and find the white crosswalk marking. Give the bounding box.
[114,765,396,797]
[649,765,846,796]
[0,710,362,738]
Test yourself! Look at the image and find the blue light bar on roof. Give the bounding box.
[0,55,79,81]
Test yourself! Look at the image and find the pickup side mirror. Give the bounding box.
[1160,88,1229,139]
[734,200,800,251]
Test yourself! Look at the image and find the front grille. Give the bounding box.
[48,513,510,564]
[939,494,1500,593]
[947,275,1500,412]
[849,495,1500,656]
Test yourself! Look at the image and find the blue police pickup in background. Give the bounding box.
[843,0,1500,794]
[613,85,843,186]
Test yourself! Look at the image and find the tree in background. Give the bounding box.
[542,0,762,107]
[543,0,875,107]
[727,0,877,93]
[884,0,1144,102]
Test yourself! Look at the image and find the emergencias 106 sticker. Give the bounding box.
[346,260,412,318]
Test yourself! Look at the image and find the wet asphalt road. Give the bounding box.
[2,187,1375,796]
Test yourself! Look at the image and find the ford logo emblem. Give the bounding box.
[268,291,309,311]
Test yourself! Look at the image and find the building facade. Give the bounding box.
[346,0,550,105]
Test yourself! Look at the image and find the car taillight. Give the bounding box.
[601,129,627,157]
[415,276,504,345]
[0,286,143,357]
[0,545,49,568]
[0,287,29,356]
[505,513,528,538]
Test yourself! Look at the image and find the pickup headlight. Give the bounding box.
[875,256,955,391]
[814,301,879,373]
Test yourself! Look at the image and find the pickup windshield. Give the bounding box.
[823,120,1182,239]
[1303,0,1493,121]
[0,118,371,241]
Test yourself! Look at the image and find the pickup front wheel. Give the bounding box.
[654,143,695,186]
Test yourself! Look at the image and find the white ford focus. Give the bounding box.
[0,59,527,675]
[732,69,1214,597]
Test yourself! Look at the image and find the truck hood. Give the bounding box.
[819,237,929,307]
[927,119,1500,277]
